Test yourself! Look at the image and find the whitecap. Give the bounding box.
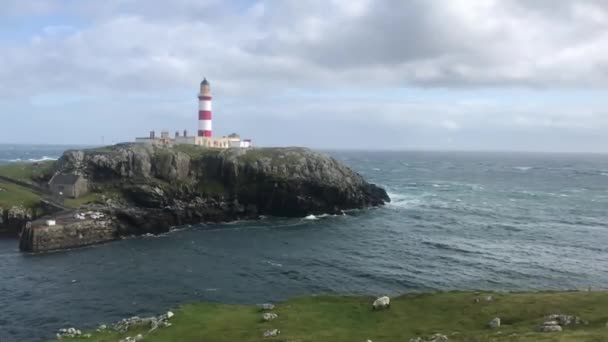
[303,214,318,220]
[2,156,58,163]
[264,261,283,267]
[372,168,381,171]
[386,192,423,209]
[513,166,532,171]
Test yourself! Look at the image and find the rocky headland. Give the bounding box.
[16,144,389,252]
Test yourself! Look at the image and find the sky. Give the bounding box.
[0,0,608,152]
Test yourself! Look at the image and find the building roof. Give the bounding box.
[49,173,82,185]
[201,78,209,86]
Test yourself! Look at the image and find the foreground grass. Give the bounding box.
[65,291,608,342]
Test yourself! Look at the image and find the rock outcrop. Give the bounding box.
[0,205,32,236]
[19,144,389,252]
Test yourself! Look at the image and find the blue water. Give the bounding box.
[1,146,608,341]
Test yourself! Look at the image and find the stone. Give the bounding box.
[166,311,174,319]
[372,296,390,310]
[484,295,493,302]
[488,317,501,329]
[120,334,145,342]
[263,329,280,337]
[98,324,107,331]
[262,313,278,322]
[56,327,82,339]
[259,303,276,311]
[431,335,449,342]
[539,323,563,332]
[410,334,448,342]
[545,314,586,326]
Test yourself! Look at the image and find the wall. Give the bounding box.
[50,183,75,198]
[74,178,89,198]
[174,136,197,145]
[19,218,117,252]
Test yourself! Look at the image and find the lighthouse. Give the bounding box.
[198,78,212,137]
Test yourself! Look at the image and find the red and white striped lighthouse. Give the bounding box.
[198,78,212,137]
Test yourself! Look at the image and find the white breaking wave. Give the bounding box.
[387,192,423,209]
[513,166,533,171]
[2,156,58,163]
[302,213,342,220]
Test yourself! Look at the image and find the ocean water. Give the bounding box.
[1,146,608,341]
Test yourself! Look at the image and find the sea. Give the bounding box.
[1,145,608,341]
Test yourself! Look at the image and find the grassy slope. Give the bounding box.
[0,160,55,183]
[0,162,103,210]
[0,161,53,209]
[68,291,608,342]
[0,179,42,208]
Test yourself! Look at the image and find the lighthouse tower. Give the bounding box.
[198,78,212,137]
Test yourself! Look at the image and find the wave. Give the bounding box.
[1,156,58,163]
[513,166,533,171]
[386,192,424,209]
[302,213,343,221]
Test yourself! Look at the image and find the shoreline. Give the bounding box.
[51,290,608,341]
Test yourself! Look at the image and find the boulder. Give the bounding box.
[263,329,280,338]
[259,303,276,311]
[410,334,449,342]
[539,322,563,332]
[372,296,390,310]
[262,313,278,322]
[56,327,82,339]
[545,314,586,326]
[488,317,501,329]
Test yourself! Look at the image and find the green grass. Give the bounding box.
[0,160,56,183]
[0,180,42,208]
[63,192,103,209]
[65,291,608,342]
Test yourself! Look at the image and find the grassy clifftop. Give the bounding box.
[64,291,608,342]
[0,161,55,209]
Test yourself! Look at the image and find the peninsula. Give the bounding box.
[0,143,389,252]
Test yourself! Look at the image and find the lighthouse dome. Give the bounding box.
[200,78,210,86]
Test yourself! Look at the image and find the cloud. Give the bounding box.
[1,0,608,150]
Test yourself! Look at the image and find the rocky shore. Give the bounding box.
[17,144,389,252]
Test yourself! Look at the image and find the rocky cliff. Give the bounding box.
[20,144,389,251]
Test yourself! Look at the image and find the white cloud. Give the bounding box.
[1,0,608,150]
